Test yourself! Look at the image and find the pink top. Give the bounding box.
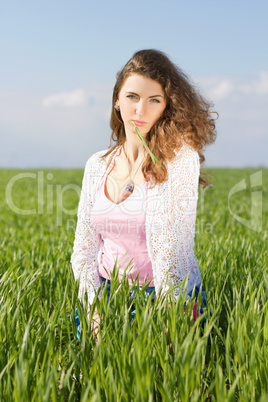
[91,145,154,286]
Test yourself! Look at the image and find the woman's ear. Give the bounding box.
[114,101,120,112]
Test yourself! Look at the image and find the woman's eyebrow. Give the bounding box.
[125,91,164,98]
[149,94,164,98]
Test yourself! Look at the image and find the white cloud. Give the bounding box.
[198,71,268,102]
[208,79,234,101]
[43,88,87,107]
[255,71,268,94]
[239,71,268,95]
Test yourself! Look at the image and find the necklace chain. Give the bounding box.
[124,143,145,192]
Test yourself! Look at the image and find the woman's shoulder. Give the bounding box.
[170,142,200,167]
[148,143,200,194]
[175,141,199,157]
[84,148,110,172]
[87,148,110,162]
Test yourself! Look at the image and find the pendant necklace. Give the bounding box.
[124,143,145,193]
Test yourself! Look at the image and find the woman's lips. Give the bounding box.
[133,120,147,126]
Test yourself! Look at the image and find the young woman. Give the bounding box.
[71,49,217,339]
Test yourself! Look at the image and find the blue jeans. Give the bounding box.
[74,278,207,340]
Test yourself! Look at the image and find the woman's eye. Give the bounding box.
[151,99,160,103]
[126,95,138,99]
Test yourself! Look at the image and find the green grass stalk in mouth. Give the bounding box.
[133,121,162,167]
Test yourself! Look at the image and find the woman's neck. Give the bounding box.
[123,136,147,165]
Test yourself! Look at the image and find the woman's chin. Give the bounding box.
[123,123,149,141]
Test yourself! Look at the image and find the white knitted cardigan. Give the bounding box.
[71,142,202,305]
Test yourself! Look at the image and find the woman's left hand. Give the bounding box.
[88,307,100,341]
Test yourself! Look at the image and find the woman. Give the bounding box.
[71,49,217,340]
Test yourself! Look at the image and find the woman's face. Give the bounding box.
[116,74,167,138]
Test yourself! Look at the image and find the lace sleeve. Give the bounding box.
[151,145,201,299]
[70,158,102,306]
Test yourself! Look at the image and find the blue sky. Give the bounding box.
[1,0,268,167]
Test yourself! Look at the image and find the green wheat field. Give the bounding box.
[0,167,267,401]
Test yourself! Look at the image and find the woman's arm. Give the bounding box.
[150,145,202,300]
[71,157,103,306]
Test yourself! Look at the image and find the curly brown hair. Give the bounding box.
[101,49,217,187]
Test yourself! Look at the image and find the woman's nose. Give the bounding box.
[135,100,146,116]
